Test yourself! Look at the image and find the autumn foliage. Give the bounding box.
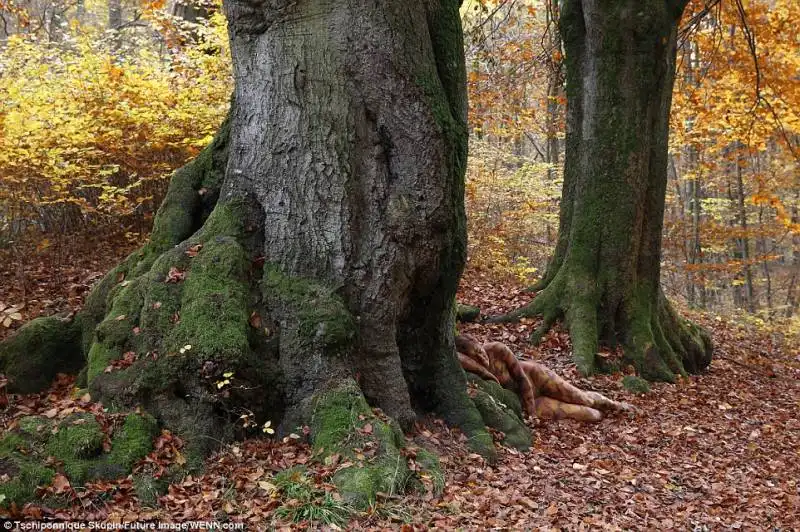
[462,0,798,340]
[0,6,231,244]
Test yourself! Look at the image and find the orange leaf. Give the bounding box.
[52,473,71,494]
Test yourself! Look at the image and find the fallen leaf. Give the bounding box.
[52,474,71,494]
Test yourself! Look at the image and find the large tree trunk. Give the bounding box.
[1,0,529,509]
[222,0,488,431]
[494,0,712,382]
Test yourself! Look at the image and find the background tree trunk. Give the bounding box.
[108,0,122,51]
[496,0,712,381]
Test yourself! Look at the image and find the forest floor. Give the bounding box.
[1,239,799,529]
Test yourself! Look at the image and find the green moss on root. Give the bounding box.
[425,364,496,461]
[87,343,120,383]
[0,433,28,455]
[193,201,244,241]
[46,414,104,460]
[18,416,53,442]
[310,380,411,507]
[469,388,531,451]
[99,279,146,346]
[86,277,147,384]
[0,410,158,508]
[0,124,236,510]
[85,204,282,468]
[412,448,445,495]
[136,115,230,273]
[74,117,230,356]
[82,412,159,481]
[0,316,82,393]
[148,165,205,254]
[0,432,54,508]
[38,412,156,483]
[0,458,55,508]
[622,375,651,394]
[262,266,356,353]
[331,456,407,505]
[168,237,250,360]
[467,374,523,420]
[311,380,373,452]
[625,305,680,383]
[455,303,480,323]
[107,413,159,472]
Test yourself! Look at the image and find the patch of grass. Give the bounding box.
[273,466,353,528]
[364,500,415,524]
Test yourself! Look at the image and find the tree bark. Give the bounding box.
[786,201,799,317]
[495,0,712,382]
[222,0,481,429]
[689,163,707,309]
[735,146,755,313]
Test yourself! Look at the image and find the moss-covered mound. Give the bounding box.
[309,379,444,508]
[465,376,530,451]
[0,317,83,393]
[622,375,651,394]
[83,204,284,465]
[467,374,524,420]
[310,379,410,507]
[456,303,481,323]
[0,412,158,508]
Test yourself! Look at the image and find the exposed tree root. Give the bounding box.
[0,317,82,393]
[309,379,420,507]
[490,272,712,381]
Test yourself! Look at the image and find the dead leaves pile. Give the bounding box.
[0,233,139,342]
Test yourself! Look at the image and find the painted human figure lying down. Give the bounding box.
[456,334,634,422]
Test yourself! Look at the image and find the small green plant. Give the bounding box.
[272,467,353,528]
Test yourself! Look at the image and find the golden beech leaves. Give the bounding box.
[0,13,232,229]
[461,0,564,282]
[662,0,799,322]
[465,140,559,282]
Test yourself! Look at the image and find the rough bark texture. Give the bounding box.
[494,0,712,382]
[0,0,523,509]
[220,0,495,439]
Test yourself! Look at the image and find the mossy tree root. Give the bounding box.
[0,317,83,393]
[0,411,159,508]
[87,201,284,462]
[309,375,529,508]
[309,379,416,508]
[490,272,712,382]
